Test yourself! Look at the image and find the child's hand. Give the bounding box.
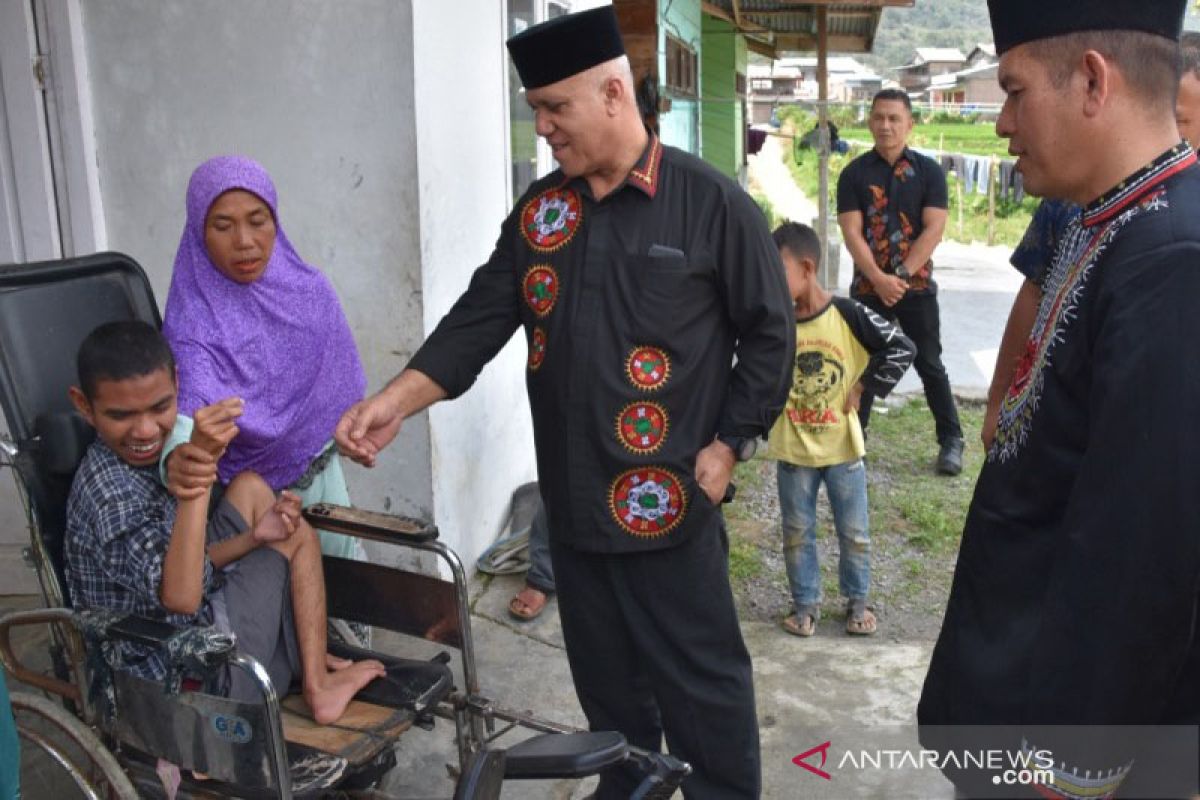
[843,382,865,414]
[191,397,243,458]
[166,443,219,500]
[252,491,302,544]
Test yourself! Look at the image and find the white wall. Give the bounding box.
[411,0,538,567]
[78,1,435,549]
[2,0,542,588]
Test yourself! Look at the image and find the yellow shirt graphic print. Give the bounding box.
[769,304,871,468]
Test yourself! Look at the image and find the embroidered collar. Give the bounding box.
[557,131,663,200]
[1082,143,1195,227]
[625,132,663,198]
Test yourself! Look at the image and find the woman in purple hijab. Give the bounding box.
[162,155,366,561]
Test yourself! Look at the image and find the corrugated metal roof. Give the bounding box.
[703,1,915,56]
[915,47,966,63]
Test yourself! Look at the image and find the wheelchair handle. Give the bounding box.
[0,608,81,702]
[303,503,439,544]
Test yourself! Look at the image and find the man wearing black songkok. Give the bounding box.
[336,6,793,798]
[920,1,1200,796]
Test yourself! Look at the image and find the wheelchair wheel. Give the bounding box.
[11,690,137,799]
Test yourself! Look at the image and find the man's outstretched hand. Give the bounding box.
[335,393,404,468]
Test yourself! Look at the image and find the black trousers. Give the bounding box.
[855,291,962,444]
[550,523,761,799]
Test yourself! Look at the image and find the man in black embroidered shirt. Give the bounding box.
[837,89,965,476]
[920,1,1200,796]
[334,7,794,798]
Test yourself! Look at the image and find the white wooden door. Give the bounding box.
[0,0,54,593]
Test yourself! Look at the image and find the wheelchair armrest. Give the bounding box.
[0,608,81,702]
[303,503,439,545]
[103,613,189,648]
[502,731,628,779]
[74,609,236,670]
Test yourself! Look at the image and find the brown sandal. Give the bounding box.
[781,608,818,637]
[846,599,877,635]
[508,585,549,621]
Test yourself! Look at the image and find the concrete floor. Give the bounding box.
[4,573,953,799]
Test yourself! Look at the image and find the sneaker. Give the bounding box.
[936,437,964,476]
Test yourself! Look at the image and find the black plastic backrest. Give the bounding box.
[0,253,160,604]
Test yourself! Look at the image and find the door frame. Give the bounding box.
[0,0,105,264]
[35,0,107,257]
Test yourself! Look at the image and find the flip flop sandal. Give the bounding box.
[846,599,877,636]
[781,607,818,637]
[508,585,549,621]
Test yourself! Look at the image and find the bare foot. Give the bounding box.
[325,653,352,671]
[306,660,386,725]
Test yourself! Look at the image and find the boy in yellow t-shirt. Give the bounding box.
[770,223,915,637]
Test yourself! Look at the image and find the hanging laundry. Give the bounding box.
[747,127,767,156]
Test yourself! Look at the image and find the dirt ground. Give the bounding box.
[725,396,986,642]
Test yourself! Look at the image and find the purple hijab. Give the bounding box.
[163,156,366,490]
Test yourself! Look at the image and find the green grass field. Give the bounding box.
[780,125,1036,247]
[841,122,1013,159]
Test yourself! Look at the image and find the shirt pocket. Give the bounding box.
[626,250,712,342]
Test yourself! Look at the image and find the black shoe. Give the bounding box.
[936,438,964,476]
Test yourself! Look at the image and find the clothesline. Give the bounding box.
[913,146,1025,204]
[748,126,1026,204]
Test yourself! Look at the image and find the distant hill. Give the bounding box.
[862,0,1200,74]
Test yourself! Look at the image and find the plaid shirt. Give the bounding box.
[65,420,227,680]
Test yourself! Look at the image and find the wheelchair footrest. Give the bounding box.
[327,639,454,715]
[280,695,413,767]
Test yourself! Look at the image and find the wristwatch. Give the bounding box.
[893,262,912,280]
[717,433,758,462]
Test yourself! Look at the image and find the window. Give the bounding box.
[506,0,572,205]
[664,34,697,97]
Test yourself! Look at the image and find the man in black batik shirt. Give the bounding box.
[837,88,964,476]
[335,8,793,798]
[919,2,1200,797]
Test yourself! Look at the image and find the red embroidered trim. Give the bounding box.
[528,326,547,371]
[523,265,559,318]
[615,401,669,454]
[625,346,671,392]
[608,466,687,537]
[520,188,583,253]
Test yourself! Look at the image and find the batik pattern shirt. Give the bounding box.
[408,134,795,552]
[838,146,948,297]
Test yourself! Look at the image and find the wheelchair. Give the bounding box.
[0,253,690,798]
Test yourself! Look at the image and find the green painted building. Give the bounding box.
[700,15,747,181]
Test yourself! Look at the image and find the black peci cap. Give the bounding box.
[988,0,1186,55]
[507,6,626,90]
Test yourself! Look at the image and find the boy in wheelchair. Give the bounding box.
[64,319,385,725]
